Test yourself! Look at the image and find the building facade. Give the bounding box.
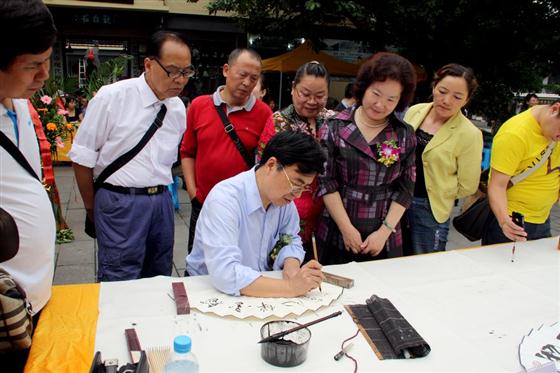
[44,0,244,97]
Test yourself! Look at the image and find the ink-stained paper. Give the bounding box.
[190,282,344,319]
[519,322,560,371]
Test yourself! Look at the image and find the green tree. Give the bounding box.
[208,0,559,123]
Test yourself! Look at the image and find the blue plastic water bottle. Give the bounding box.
[164,335,199,373]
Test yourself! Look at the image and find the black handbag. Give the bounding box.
[452,141,556,241]
[85,104,167,238]
[452,196,491,241]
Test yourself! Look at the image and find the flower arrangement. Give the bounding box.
[268,233,293,268]
[31,94,77,154]
[376,140,400,167]
[28,79,78,245]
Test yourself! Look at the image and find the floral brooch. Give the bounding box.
[376,140,400,167]
[268,233,293,268]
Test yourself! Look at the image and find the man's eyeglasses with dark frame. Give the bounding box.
[152,58,195,79]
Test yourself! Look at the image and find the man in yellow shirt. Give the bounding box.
[484,101,560,244]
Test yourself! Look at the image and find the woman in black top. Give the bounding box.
[64,97,81,122]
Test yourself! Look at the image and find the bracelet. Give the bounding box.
[382,219,396,233]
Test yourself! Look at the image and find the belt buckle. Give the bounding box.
[146,186,158,195]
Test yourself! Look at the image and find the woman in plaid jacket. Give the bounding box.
[317,53,417,264]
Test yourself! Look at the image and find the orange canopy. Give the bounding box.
[261,42,359,77]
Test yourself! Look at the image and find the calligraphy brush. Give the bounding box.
[258,311,342,343]
[311,233,322,292]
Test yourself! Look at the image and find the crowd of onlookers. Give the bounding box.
[1,1,559,370]
[176,43,558,295]
[58,90,96,123]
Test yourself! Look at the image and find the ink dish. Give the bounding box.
[260,320,311,367]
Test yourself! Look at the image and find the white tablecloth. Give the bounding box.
[95,237,560,371]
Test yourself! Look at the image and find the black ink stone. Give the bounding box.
[260,320,311,367]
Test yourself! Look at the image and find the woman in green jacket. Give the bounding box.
[404,64,482,254]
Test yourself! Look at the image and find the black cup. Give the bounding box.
[260,320,311,367]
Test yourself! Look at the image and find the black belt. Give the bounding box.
[100,183,167,195]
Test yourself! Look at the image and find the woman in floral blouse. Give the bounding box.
[258,61,335,262]
[317,52,417,264]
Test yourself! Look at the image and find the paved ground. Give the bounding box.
[52,165,560,285]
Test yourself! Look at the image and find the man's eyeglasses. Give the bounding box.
[153,58,195,79]
[294,87,327,103]
[281,166,312,195]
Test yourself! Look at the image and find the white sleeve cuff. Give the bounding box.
[69,143,98,168]
[209,266,261,296]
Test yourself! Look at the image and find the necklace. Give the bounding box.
[356,107,388,129]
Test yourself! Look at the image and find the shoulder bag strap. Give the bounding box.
[94,104,167,189]
[0,131,41,182]
[509,141,556,186]
[214,104,255,169]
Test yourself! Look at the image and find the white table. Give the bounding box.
[95,237,560,372]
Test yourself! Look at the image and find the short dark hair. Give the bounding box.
[293,61,330,86]
[228,48,262,65]
[344,82,354,99]
[433,63,478,99]
[259,131,326,175]
[0,0,57,70]
[524,93,539,104]
[146,30,190,59]
[354,52,416,112]
[257,74,266,89]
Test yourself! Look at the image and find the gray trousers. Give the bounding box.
[94,188,174,281]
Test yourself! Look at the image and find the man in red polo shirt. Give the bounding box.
[180,48,272,255]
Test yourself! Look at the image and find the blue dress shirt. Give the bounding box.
[186,168,305,295]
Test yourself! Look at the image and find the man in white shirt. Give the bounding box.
[187,131,325,297]
[0,0,57,369]
[70,31,193,281]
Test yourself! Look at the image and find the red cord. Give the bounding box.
[341,329,360,373]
